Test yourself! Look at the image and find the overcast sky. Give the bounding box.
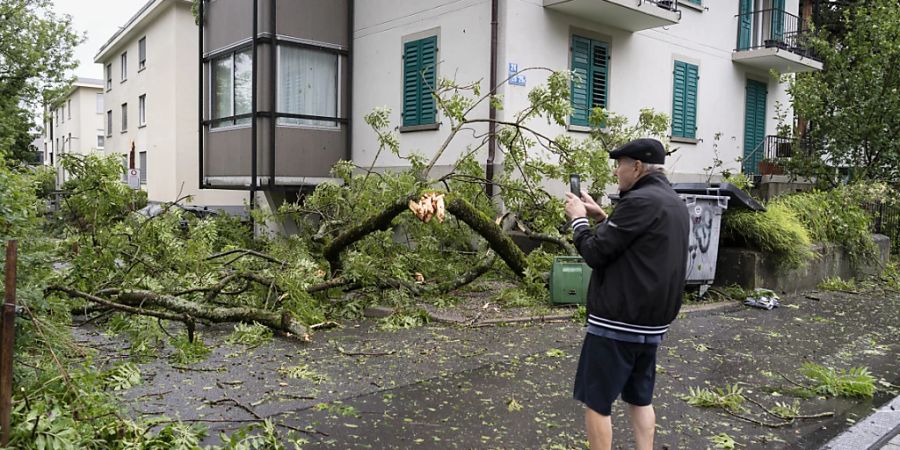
[52,0,149,80]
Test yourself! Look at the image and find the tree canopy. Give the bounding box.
[0,0,82,161]
[786,0,900,185]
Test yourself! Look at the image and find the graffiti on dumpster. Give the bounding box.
[687,202,717,282]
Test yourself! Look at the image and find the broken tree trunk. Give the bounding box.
[444,197,528,278]
[49,286,309,341]
[322,199,409,274]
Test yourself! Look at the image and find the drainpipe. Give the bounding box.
[485,0,499,198]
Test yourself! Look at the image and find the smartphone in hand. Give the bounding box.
[569,174,581,196]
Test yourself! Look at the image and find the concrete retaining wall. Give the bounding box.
[714,234,890,293]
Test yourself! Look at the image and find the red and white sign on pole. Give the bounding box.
[127,168,140,189]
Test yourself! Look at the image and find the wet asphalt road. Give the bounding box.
[78,288,900,449]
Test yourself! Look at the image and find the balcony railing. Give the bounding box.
[743,135,798,176]
[735,8,818,60]
[648,0,679,12]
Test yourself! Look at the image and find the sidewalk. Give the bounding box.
[821,394,900,449]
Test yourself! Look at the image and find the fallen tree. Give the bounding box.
[46,70,672,343]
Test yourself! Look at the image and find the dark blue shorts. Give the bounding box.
[573,333,658,416]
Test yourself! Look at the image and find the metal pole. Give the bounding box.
[1,240,18,446]
[199,0,205,189]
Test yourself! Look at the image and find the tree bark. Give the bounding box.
[322,199,409,274]
[445,197,528,278]
[50,286,309,340]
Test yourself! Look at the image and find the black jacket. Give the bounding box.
[573,172,690,336]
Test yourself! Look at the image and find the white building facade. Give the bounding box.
[351,0,822,184]
[96,0,247,209]
[43,78,106,184]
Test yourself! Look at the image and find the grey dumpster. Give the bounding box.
[681,194,729,286]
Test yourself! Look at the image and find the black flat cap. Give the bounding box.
[609,138,666,164]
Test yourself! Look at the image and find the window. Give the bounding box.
[59,107,64,124]
[120,52,127,81]
[67,99,71,119]
[570,35,609,127]
[96,93,104,114]
[402,35,438,127]
[67,133,71,152]
[671,60,699,139]
[139,151,147,182]
[121,103,128,131]
[106,110,112,136]
[97,135,105,149]
[138,94,146,126]
[106,64,112,90]
[138,37,146,70]
[211,49,252,128]
[55,108,59,126]
[277,45,338,127]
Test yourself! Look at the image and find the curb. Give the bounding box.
[820,394,900,449]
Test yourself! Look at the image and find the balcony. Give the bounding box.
[733,8,822,73]
[743,135,815,176]
[543,0,680,32]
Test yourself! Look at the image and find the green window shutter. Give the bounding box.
[743,80,768,174]
[570,36,609,127]
[418,35,437,125]
[402,40,420,127]
[738,0,753,51]
[590,41,609,111]
[671,61,698,139]
[671,61,687,138]
[684,63,698,139]
[688,0,701,4]
[402,36,438,127]
[771,0,786,41]
[570,35,592,127]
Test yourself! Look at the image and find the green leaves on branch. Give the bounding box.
[786,0,900,185]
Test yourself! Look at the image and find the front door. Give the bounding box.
[743,79,768,175]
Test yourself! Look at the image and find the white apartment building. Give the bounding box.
[352,0,822,184]
[199,0,822,205]
[96,0,247,210]
[43,78,105,184]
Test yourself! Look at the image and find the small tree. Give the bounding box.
[0,0,83,161]
[786,0,900,186]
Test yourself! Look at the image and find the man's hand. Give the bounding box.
[580,190,607,222]
[565,192,587,220]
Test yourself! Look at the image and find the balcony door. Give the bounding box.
[743,79,768,175]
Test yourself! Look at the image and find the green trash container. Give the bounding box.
[549,256,592,305]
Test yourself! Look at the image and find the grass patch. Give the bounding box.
[818,277,857,292]
[681,384,746,412]
[379,310,429,331]
[225,322,273,349]
[801,363,876,398]
[169,333,212,365]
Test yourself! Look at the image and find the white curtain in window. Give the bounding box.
[278,46,337,127]
[213,55,233,126]
[234,50,252,125]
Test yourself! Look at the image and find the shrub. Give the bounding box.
[722,203,814,269]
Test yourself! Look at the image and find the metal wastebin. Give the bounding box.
[681,194,729,285]
[549,256,592,305]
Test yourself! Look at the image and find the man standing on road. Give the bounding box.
[564,138,690,450]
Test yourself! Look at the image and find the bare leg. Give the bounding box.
[585,407,612,450]
[626,403,655,450]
